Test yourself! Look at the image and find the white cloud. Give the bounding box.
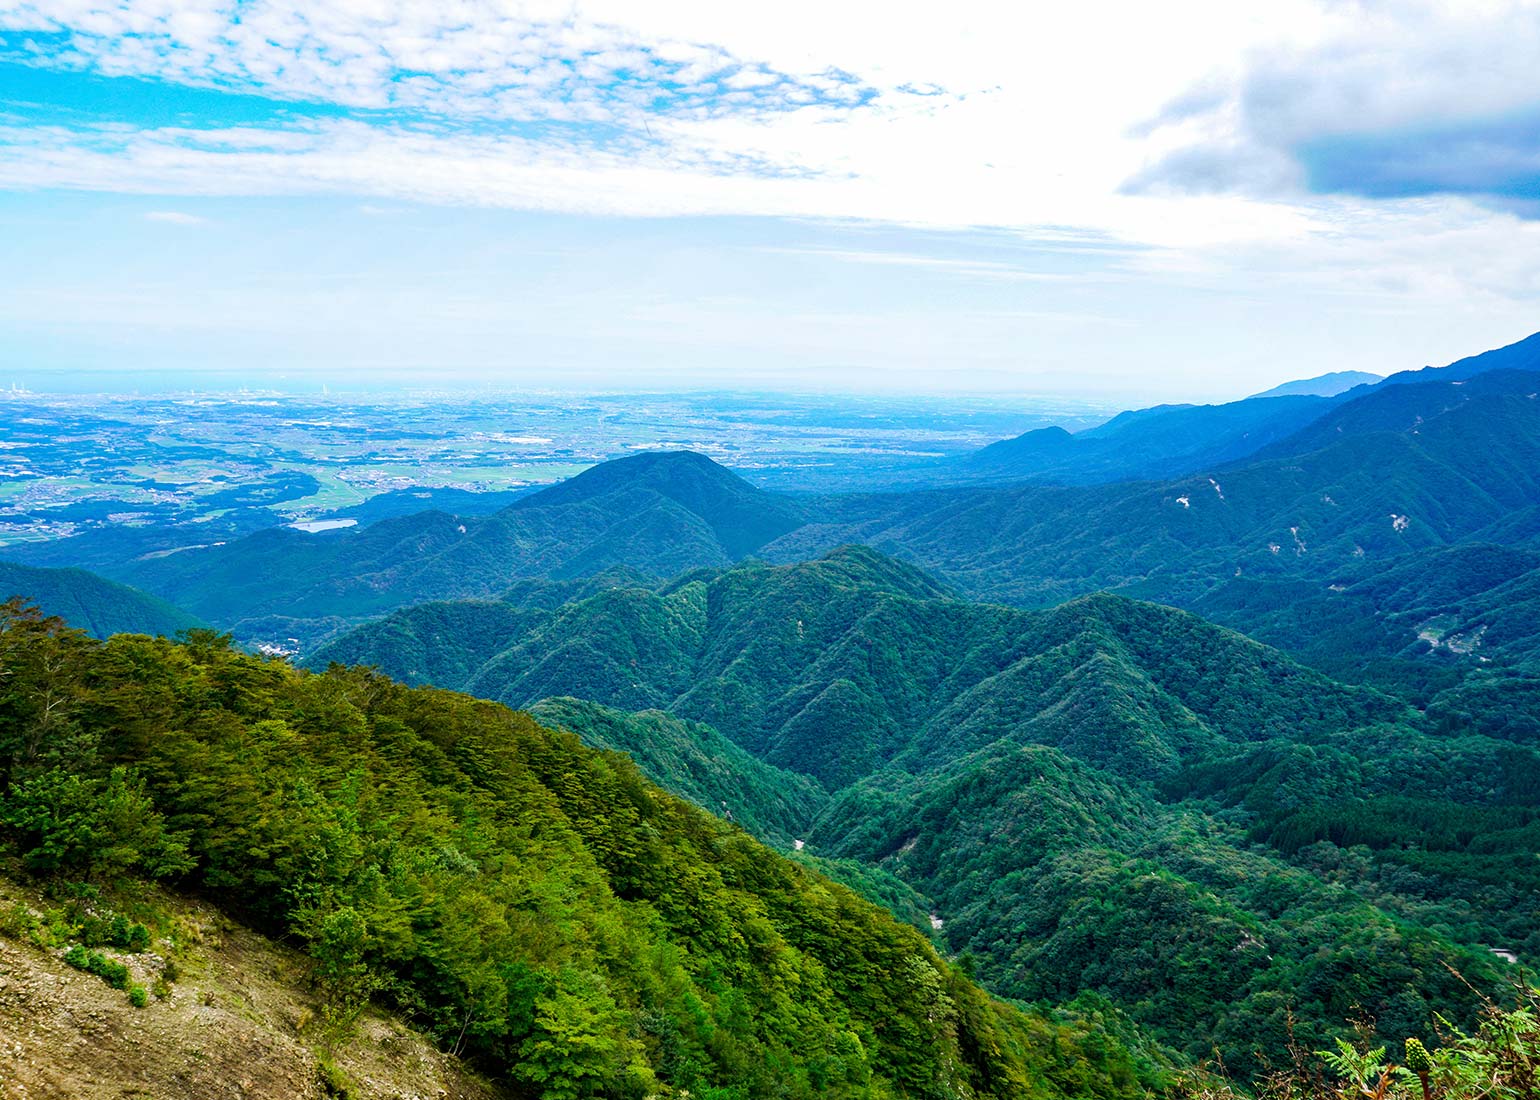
[0,0,880,121]
[143,209,206,224]
[1129,0,1540,202]
[1,0,1538,350]
[755,247,1101,282]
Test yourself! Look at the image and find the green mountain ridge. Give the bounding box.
[321,546,1410,788]
[0,603,1154,1100]
[316,546,1534,1074]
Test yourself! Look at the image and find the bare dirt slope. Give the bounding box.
[0,875,506,1100]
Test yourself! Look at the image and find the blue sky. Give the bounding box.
[2,1,1539,401]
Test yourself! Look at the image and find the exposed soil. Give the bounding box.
[0,875,507,1100]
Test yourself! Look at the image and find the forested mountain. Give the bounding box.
[318,546,1410,786]
[109,451,808,650]
[1189,541,1540,742]
[0,559,204,639]
[316,546,1535,1072]
[779,363,1540,607]
[0,603,1153,1100]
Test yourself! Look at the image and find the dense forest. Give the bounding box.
[313,544,1537,1075]
[0,601,1157,1099]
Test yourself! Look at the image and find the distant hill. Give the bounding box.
[0,560,204,638]
[1251,367,1540,457]
[113,451,808,650]
[963,329,1539,487]
[316,484,537,526]
[963,393,1335,484]
[507,449,806,559]
[1248,370,1381,399]
[776,366,1540,608]
[1380,328,1540,387]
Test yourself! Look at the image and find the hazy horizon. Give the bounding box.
[0,362,1384,407]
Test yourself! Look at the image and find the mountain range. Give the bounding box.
[311,543,1535,1069]
[6,328,1540,1095]
[25,330,1533,659]
[0,607,1155,1099]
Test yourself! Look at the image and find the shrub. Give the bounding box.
[95,955,130,989]
[128,984,148,1008]
[63,944,131,989]
[106,915,152,951]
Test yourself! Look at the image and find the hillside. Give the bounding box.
[527,697,827,845]
[316,547,1533,1074]
[1187,543,1540,692]
[0,601,1154,1100]
[0,559,205,639]
[807,740,1515,1068]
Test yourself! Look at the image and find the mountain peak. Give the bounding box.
[810,544,953,600]
[517,449,806,559]
[520,450,747,505]
[1248,370,1382,400]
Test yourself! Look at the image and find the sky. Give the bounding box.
[2,1,1539,402]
